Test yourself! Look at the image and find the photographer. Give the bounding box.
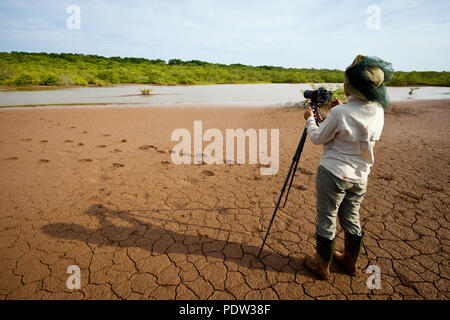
[303,55,394,280]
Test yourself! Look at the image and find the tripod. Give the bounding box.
[257,103,322,258]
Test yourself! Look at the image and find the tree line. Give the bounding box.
[0,51,448,87]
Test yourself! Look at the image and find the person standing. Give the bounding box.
[303,55,394,280]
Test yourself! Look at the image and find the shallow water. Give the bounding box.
[0,83,449,107]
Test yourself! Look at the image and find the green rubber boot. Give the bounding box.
[333,232,364,276]
[304,234,335,280]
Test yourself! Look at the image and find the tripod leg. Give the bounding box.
[257,127,308,258]
[257,178,291,258]
[282,128,308,208]
[281,151,300,208]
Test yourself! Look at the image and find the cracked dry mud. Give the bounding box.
[0,101,449,300]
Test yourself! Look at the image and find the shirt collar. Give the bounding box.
[347,95,366,103]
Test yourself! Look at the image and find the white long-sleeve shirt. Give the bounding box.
[306,96,384,184]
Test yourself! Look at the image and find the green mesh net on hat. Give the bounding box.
[345,55,394,110]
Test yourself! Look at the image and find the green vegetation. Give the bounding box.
[139,88,152,95]
[0,51,448,88]
[388,71,449,86]
[409,87,419,94]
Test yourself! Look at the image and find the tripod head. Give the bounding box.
[309,100,327,125]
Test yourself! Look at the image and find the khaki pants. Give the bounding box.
[315,166,366,240]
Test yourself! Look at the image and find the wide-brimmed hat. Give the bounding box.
[344,55,394,109]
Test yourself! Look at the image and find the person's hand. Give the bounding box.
[330,98,343,109]
[304,107,313,120]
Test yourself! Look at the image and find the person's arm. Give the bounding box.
[303,107,339,145]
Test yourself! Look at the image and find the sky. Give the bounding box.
[0,0,449,71]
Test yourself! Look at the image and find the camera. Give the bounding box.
[303,87,333,104]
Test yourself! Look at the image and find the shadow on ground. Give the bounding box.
[42,204,316,277]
